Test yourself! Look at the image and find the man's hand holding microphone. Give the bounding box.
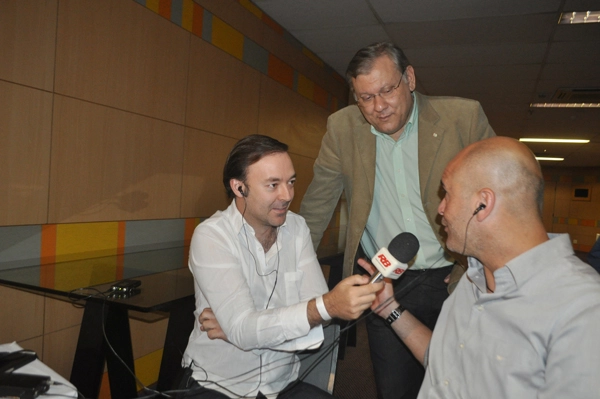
[359,232,432,365]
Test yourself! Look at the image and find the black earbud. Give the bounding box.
[238,186,245,197]
[473,204,486,215]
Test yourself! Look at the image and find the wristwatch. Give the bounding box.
[386,304,406,325]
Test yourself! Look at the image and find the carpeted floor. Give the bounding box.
[332,318,378,399]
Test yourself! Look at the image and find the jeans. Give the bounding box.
[366,265,451,399]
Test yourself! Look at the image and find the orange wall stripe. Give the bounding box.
[268,54,294,89]
[40,224,57,288]
[184,218,198,246]
[184,218,199,267]
[159,0,172,19]
[262,14,284,35]
[98,372,110,399]
[314,84,329,109]
[191,2,203,37]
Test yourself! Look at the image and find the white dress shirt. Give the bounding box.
[182,200,329,398]
[419,234,600,398]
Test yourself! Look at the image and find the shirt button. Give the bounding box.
[444,380,449,385]
[478,305,484,311]
[433,133,438,138]
[459,343,464,349]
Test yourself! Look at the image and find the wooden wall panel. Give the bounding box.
[43,325,79,379]
[570,200,596,219]
[552,182,572,218]
[257,75,330,159]
[0,0,57,91]
[44,297,84,334]
[55,0,189,123]
[130,317,168,359]
[181,129,236,217]
[288,153,315,214]
[196,0,264,43]
[1,0,347,388]
[0,286,44,343]
[0,81,52,225]
[250,7,345,100]
[196,0,348,103]
[48,96,185,223]
[186,38,261,138]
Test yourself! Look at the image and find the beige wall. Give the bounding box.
[1,0,342,226]
[0,0,346,390]
[542,168,600,251]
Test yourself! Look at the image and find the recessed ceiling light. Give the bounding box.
[530,103,600,108]
[520,138,590,143]
[559,11,600,24]
[535,157,564,161]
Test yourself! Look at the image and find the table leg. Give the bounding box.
[156,295,195,391]
[70,301,138,399]
[70,301,105,398]
[104,305,138,399]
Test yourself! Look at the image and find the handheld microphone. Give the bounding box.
[369,232,420,283]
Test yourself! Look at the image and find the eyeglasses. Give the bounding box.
[355,71,405,106]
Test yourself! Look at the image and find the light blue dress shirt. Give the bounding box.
[420,234,600,398]
[360,95,453,270]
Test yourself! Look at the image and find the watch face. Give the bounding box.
[386,305,405,325]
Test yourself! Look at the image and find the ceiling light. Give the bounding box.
[530,103,600,108]
[559,11,600,24]
[520,138,590,144]
[535,157,564,161]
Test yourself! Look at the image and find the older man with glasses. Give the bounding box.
[300,42,495,399]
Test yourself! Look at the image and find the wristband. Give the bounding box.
[386,304,406,325]
[316,295,332,321]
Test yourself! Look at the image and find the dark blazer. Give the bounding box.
[300,92,496,288]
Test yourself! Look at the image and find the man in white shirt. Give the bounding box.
[182,135,383,399]
[361,136,600,398]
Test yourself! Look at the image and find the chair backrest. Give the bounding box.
[297,322,340,394]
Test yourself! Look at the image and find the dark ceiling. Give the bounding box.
[252,0,600,168]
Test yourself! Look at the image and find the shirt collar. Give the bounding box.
[370,92,417,142]
[467,233,572,294]
[225,199,289,245]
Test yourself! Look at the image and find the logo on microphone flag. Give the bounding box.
[377,254,392,267]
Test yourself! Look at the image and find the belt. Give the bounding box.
[403,263,453,275]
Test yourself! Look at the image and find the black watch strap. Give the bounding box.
[386,304,406,325]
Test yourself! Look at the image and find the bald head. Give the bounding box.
[449,136,544,218]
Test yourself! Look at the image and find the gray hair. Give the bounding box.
[345,42,410,87]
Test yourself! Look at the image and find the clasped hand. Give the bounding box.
[199,307,228,341]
